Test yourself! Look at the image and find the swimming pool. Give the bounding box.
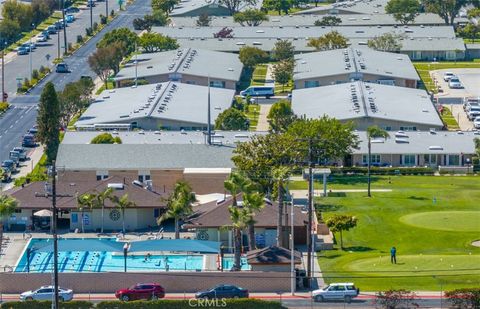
[222,256,251,271]
[15,238,204,273]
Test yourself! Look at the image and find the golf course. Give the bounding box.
[293,175,480,291]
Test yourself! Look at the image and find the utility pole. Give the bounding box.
[1,40,5,103]
[35,161,72,309]
[61,0,67,55]
[290,199,295,296]
[306,138,314,288]
[207,75,212,145]
[106,0,109,22]
[90,1,93,30]
[30,25,34,80]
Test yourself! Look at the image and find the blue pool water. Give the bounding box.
[222,257,251,271]
[15,238,204,273]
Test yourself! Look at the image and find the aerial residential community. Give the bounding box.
[0,0,479,308]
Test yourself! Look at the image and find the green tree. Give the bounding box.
[151,0,179,15]
[314,16,342,26]
[138,32,179,53]
[0,19,21,44]
[58,83,82,127]
[243,191,264,251]
[367,33,403,52]
[215,108,249,130]
[110,194,136,233]
[37,82,60,164]
[219,0,258,15]
[2,0,33,31]
[88,44,124,89]
[307,31,348,51]
[77,193,95,233]
[97,28,137,57]
[0,195,18,230]
[423,0,479,25]
[468,7,480,18]
[458,23,480,43]
[272,39,295,61]
[92,187,114,234]
[90,133,122,144]
[196,13,211,26]
[267,99,295,133]
[385,0,421,24]
[272,60,293,93]
[239,46,268,69]
[31,0,55,26]
[157,181,196,239]
[366,126,390,197]
[263,0,292,15]
[147,10,169,26]
[233,9,268,26]
[325,214,358,249]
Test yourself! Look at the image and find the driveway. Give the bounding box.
[432,69,480,104]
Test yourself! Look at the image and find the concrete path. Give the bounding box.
[449,104,473,131]
[256,103,272,131]
[265,63,275,87]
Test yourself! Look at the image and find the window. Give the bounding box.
[402,154,416,166]
[138,170,151,182]
[424,154,437,165]
[448,155,460,166]
[382,126,392,131]
[210,80,225,88]
[362,154,380,164]
[96,170,108,181]
[304,80,319,88]
[15,209,22,213]
[400,126,417,131]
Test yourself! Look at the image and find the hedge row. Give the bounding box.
[445,288,480,309]
[1,299,284,309]
[329,167,435,175]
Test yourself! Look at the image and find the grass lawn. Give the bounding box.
[413,61,480,94]
[310,175,480,291]
[246,104,260,130]
[439,106,460,130]
[251,64,268,86]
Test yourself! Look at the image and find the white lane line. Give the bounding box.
[5,130,8,133]
[15,120,18,124]
[9,125,13,129]
[20,115,24,119]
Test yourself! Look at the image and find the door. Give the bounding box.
[37,288,53,300]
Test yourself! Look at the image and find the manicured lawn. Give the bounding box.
[251,64,268,86]
[246,104,260,130]
[313,175,480,291]
[439,106,460,130]
[413,61,480,94]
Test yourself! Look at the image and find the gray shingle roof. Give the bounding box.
[353,131,479,154]
[292,81,444,127]
[294,47,419,81]
[114,48,243,82]
[75,82,234,127]
[299,0,388,15]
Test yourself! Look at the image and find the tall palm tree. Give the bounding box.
[272,166,291,247]
[243,191,265,251]
[157,181,196,239]
[0,195,18,231]
[227,204,248,271]
[110,194,136,234]
[366,126,390,197]
[92,187,113,233]
[76,193,95,233]
[224,172,252,207]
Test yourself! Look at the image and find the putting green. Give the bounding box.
[399,211,480,232]
[348,255,480,274]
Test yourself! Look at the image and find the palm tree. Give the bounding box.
[366,126,390,197]
[92,187,113,233]
[110,194,136,234]
[76,193,95,233]
[224,172,252,207]
[0,195,18,231]
[157,181,196,239]
[272,166,291,247]
[242,191,265,251]
[227,204,248,271]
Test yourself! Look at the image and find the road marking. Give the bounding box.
[15,120,18,124]
[20,115,24,119]
[5,130,8,133]
[9,125,13,129]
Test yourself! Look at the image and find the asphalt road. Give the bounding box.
[0,0,149,164]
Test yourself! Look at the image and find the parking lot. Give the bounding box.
[432,68,480,100]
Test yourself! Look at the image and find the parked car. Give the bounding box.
[20,286,73,301]
[87,0,96,7]
[240,86,275,98]
[17,47,28,55]
[56,63,70,73]
[46,25,57,34]
[467,110,480,121]
[474,117,480,129]
[443,72,455,82]
[312,283,360,303]
[28,127,38,136]
[1,168,12,182]
[41,30,50,39]
[1,160,17,173]
[20,43,31,52]
[115,283,165,301]
[22,134,36,147]
[65,6,80,13]
[448,77,463,89]
[12,147,27,160]
[66,14,75,23]
[195,285,249,299]
[36,35,48,43]
[9,151,21,166]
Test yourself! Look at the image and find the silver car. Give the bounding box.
[20,286,74,301]
[312,282,359,303]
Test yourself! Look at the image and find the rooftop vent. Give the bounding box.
[107,183,124,190]
[395,138,409,144]
[429,146,443,150]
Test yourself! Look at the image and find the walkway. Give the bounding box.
[255,64,276,131]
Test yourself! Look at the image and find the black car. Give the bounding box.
[65,6,80,13]
[28,127,38,136]
[56,63,70,73]
[22,134,36,147]
[1,160,16,173]
[195,285,248,300]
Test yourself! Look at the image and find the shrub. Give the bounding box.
[374,289,419,309]
[329,166,435,176]
[93,22,99,32]
[39,65,46,74]
[110,9,115,17]
[77,34,84,44]
[91,133,122,144]
[96,299,283,309]
[3,300,93,309]
[445,288,480,308]
[0,102,9,112]
[85,27,93,36]
[23,78,31,88]
[100,14,107,24]
[31,69,39,80]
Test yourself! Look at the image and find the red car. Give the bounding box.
[115,283,165,301]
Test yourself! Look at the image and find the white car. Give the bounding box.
[474,117,480,129]
[443,72,455,81]
[312,283,359,303]
[36,35,47,43]
[20,286,73,301]
[448,77,463,89]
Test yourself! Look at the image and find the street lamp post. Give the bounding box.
[90,1,93,30]
[61,0,67,55]
[123,243,128,272]
[1,40,6,103]
[29,24,34,80]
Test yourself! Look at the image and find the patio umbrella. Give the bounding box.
[34,209,52,217]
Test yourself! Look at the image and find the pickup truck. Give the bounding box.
[12,147,27,161]
[312,283,360,303]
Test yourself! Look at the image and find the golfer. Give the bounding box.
[390,246,397,264]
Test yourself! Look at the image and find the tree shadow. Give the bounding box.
[326,192,347,197]
[408,196,429,201]
[319,254,342,259]
[342,246,374,252]
[324,175,382,186]
[315,204,343,212]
